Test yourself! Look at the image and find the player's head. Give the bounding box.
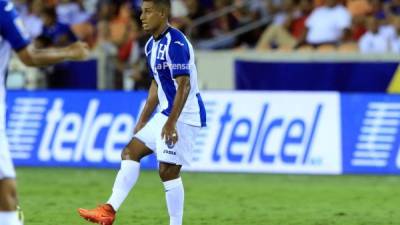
[40,7,57,26]
[140,0,171,33]
[325,0,338,7]
[366,16,379,33]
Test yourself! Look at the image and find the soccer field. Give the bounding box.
[16,168,400,225]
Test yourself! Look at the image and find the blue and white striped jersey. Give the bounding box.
[0,0,30,131]
[145,26,206,127]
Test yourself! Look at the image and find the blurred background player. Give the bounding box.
[301,0,352,48]
[77,0,206,225]
[0,1,89,225]
[358,16,389,53]
[39,6,78,47]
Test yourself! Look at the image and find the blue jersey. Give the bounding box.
[145,26,206,127]
[0,0,31,130]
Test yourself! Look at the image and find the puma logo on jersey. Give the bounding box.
[174,41,184,46]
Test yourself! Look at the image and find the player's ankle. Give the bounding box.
[104,203,116,213]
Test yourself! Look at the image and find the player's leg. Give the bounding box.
[104,113,161,212]
[0,179,21,225]
[78,138,153,225]
[78,112,159,225]
[159,162,184,225]
[106,138,153,211]
[0,179,18,211]
[0,134,21,225]
[156,118,200,225]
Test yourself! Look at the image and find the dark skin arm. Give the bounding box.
[16,41,89,67]
[134,80,159,134]
[161,76,191,145]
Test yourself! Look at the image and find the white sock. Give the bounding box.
[107,160,140,211]
[163,177,184,225]
[0,211,22,225]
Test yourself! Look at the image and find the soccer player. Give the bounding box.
[77,0,206,225]
[0,1,89,225]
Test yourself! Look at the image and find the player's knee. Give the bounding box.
[121,147,129,160]
[1,195,18,211]
[158,168,170,181]
[121,147,135,160]
[159,167,179,181]
[121,146,141,162]
[0,180,18,211]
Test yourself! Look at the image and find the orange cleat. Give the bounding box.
[78,204,116,225]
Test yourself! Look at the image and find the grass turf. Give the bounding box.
[16,168,400,225]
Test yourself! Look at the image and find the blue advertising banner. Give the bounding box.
[235,61,398,92]
[6,91,157,169]
[188,92,342,174]
[6,90,400,174]
[341,94,400,174]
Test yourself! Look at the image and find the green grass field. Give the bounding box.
[16,168,400,225]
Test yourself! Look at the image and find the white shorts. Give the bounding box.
[134,113,200,166]
[0,130,16,179]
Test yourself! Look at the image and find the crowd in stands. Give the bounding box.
[9,0,400,90]
[255,0,400,53]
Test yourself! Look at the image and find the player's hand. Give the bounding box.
[133,122,147,134]
[66,41,90,61]
[161,120,178,148]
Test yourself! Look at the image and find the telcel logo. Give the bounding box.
[212,103,322,165]
[38,99,136,163]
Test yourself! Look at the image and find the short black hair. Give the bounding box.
[143,0,171,9]
[41,7,57,19]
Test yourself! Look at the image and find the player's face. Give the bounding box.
[140,1,164,33]
[366,17,379,33]
[325,0,337,7]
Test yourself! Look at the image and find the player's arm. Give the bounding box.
[161,75,190,144]
[134,80,159,134]
[160,37,192,145]
[0,2,88,67]
[165,76,190,124]
[16,41,89,67]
